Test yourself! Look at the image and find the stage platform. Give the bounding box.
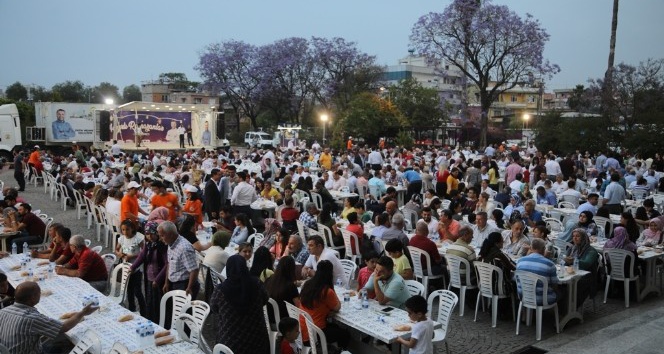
[104,142,231,153]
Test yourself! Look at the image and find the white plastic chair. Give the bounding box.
[69,329,101,354]
[408,246,446,298]
[474,262,516,328]
[405,279,425,296]
[108,262,131,305]
[304,316,329,354]
[175,313,203,347]
[263,305,278,354]
[285,302,312,354]
[159,290,192,330]
[73,190,87,220]
[84,239,92,247]
[317,223,345,254]
[108,341,129,354]
[91,245,103,254]
[427,290,458,354]
[543,217,564,232]
[339,259,358,283]
[594,216,614,237]
[514,270,560,341]
[101,253,117,275]
[561,195,579,207]
[0,343,8,354]
[310,192,324,210]
[181,300,211,340]
[445,254,478,316]
[603,249,641,308]
[341,229,361,265]
[212,344,235,354]
[248,233,265,252]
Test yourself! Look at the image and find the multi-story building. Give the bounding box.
[382,52,465,113]
[487,83,543,125]
[551,88,574,110]
[140,80,219,106]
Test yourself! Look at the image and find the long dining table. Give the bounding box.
[0,254,203,354]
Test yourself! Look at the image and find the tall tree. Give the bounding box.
[91,82,120,103]
[390,78,447,139]
[51,80,86,102]
[5,82,28,101]
[122,84,142,103]
[410,0,559,147]
[337,92,405,145]
[256,37,314,124]
[602,0,620,117]
[196,40,262,130]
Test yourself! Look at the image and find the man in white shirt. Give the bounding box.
[471,212,499,248]
[230,171,257,216]
[560,180,581,198]
[311,140,321,151]
[551,174,568,194]
[302,235,347,287]
[331,170,347,191]
[508,173,525,193]
[367,148,384,172]
[417,207,439,238]
[544,155,562,180]
[110,140,122,157]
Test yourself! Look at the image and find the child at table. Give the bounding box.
[357,250,378,299]
[396,295,433,354]
[116,219,146,315]
[278,317,302,354]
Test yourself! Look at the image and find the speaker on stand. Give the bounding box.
[99,110,111,141]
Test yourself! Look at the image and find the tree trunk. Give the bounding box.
[603,0,619,119]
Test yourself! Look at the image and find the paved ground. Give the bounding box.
[3,166,664,354]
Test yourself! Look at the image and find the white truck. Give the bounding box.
[244,131,278,149]
[0,103,22,161]
[0,101,231,158]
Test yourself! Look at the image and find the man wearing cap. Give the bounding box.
[150,180,180,221]
[183,185,203,225]
[346,136,353,150]
[121,181,148,224]
[51,108,76,139]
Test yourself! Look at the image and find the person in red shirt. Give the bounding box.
[357,251,378,299]
[150,180,180,221]
[56,235,108,292]
[409,220,445,276]
[280,197,300,234]
[345,212,364,256]
[183,185,203,227]
[278,317,301,354]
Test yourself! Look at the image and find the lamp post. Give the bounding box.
[320,113,329,145]
[523,113,530,145]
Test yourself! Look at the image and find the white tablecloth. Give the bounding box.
[0,256,202,354]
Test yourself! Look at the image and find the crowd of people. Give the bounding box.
[1,138,664,353]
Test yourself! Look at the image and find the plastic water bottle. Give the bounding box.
[362,293,369,309]
[48,262,55,279]
[558,258,565,277]
[22,242,29,255]
[335,277,343,288]
[573,256,579,273]
[11,242,17,255]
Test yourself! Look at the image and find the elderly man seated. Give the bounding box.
[55,235,108,292]
[446,226,477,285]
[0,281,98,353]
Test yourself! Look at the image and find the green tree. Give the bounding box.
[337,92,405,145]
[122,84,142,102]
[390,78,447,140]
[5,82,28,101]
[52,80,86,102]
[534,111,610,154]
[158,72,198,91]
[91,82,120,103]
[30,85,52,102]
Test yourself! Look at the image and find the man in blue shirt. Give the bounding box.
[576,193,599,215]
[402,168,422,203]
[515,238,559,306]
[362,256,411,308]
[535,186,557,206]
[51,109,76,139]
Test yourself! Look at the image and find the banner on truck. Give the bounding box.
[116,111,192,143]
[36,102,99,142]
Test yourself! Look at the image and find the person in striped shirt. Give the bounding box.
[0,281,97,354]
[515,238,560,306]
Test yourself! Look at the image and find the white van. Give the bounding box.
[244,131,275,148]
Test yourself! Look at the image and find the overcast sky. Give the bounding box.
[1,0,662,92]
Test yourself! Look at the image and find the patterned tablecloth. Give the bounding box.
[0,255,203,354]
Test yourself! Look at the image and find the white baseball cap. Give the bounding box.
[126,181,141,189]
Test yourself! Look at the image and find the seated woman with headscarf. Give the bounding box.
[211,254,270,354]
[564,228,599,307]
[502,194,525,222]
[637,218,664,247]
[603,226,639,277]
[559,211,598,242]
[147,206,169,223]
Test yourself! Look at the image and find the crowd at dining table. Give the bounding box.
[2,139,664,353]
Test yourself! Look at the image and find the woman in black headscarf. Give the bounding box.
[210,254,269,354]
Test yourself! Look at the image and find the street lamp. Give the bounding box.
[320,113,329,145]
[104,98,115,105]
[522,113,530,130]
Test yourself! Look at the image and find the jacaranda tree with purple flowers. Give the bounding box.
[196,40,262,130]
[410,0,559,147]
